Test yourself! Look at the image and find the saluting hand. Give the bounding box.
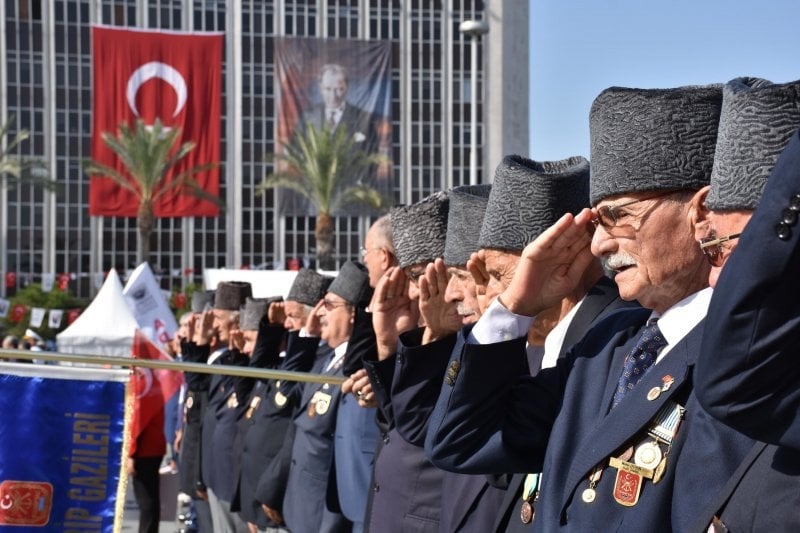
[304,300,325,337]
[268,300,286,325]
[372,267,417,360]
[229,328,246,352]
[194,308,215,345]
[467,249,492,314]
[501,209,595,316]
[419,259,461,344]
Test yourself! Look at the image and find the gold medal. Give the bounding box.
[581,488,596,503]
[633,441,662,470]
[246,396,261,419]
[274,391,287,407]
[652,456,667,484]
[314,392,331,415]
[226,393,239,409]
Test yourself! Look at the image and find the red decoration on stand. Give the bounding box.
[66,308,81,325]
[8,304,27,324]
[57,273,71,291]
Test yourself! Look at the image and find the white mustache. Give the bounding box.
[456,303,475,317]
[600,252,637,276]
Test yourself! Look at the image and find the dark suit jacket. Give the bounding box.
[252,333,330,514]
[204,348,251,502]
[698,130,800,450]
[493,277,636,532]
[362,331,454,533]
[282,348,350,533]
[234,327,315,527]
[690,443,800,532]
[327,306,380,525]
[177,340,210,495]
[426,308,754,531]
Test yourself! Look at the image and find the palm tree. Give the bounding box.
[258,121,389,270]
[0,115,52,189]
[83,119,221,264]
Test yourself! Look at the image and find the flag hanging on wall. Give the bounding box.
[90,25,223,217]
[0,363,129,531]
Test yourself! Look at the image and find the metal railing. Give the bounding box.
[0,348,345,385]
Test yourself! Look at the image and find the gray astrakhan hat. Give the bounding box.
[708,77,800,210]
[214,281,252,311]
[589,85,722,205]
[390,191,450,268]
[444,184,492,266]
[191,290,215,313]
[240,297,269,331]
[328,261,370,305]
[478,155,589,252]
[286,268,333,307]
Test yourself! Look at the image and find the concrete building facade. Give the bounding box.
[0,0,528,298]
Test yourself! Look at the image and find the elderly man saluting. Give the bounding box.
[425,85,754,531]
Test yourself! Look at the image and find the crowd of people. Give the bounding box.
[142,76,800,533]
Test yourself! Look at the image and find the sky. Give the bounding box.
[529,0,800,160]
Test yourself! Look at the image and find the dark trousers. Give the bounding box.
[132,456,162,533]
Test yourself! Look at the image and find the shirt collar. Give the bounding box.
[325,341,349,372]
[652,287,712,361]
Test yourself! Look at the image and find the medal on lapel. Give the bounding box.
[275,391,287,407]
[314,392,332,415]
[308,389,332,416]
[226,392,239,409]
[582,467,603,503]
[609,447,650,506]
[246,396,261,419]
[519,473,539,524]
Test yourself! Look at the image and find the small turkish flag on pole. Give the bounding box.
[129,330,184,444]
[90,25,223,217]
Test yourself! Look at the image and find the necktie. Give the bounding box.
[611,320,667,408]
[326,109,337,129]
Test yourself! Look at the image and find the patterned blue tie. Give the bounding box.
[612,320,667,408]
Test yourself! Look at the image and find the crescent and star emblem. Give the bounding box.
[126,61,187,120]
[134,367,154,399]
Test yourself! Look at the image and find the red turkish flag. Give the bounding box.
[90,25,223,217]
[129,330,184,443]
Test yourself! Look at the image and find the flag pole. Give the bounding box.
[0,349,346,385]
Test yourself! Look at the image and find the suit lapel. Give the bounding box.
[561,278,622,357]
[299,348,334,410]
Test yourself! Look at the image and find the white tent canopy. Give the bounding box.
[56,269,139,357]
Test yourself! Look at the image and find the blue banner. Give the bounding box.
[0,363,128,532]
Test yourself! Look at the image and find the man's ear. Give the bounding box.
[381,248,396,270]
[691,185,712,237]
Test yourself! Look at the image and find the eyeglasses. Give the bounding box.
[592,192,677,229]
[404,267,425,283]
[322,298,352,311]
[699,232,741,267]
